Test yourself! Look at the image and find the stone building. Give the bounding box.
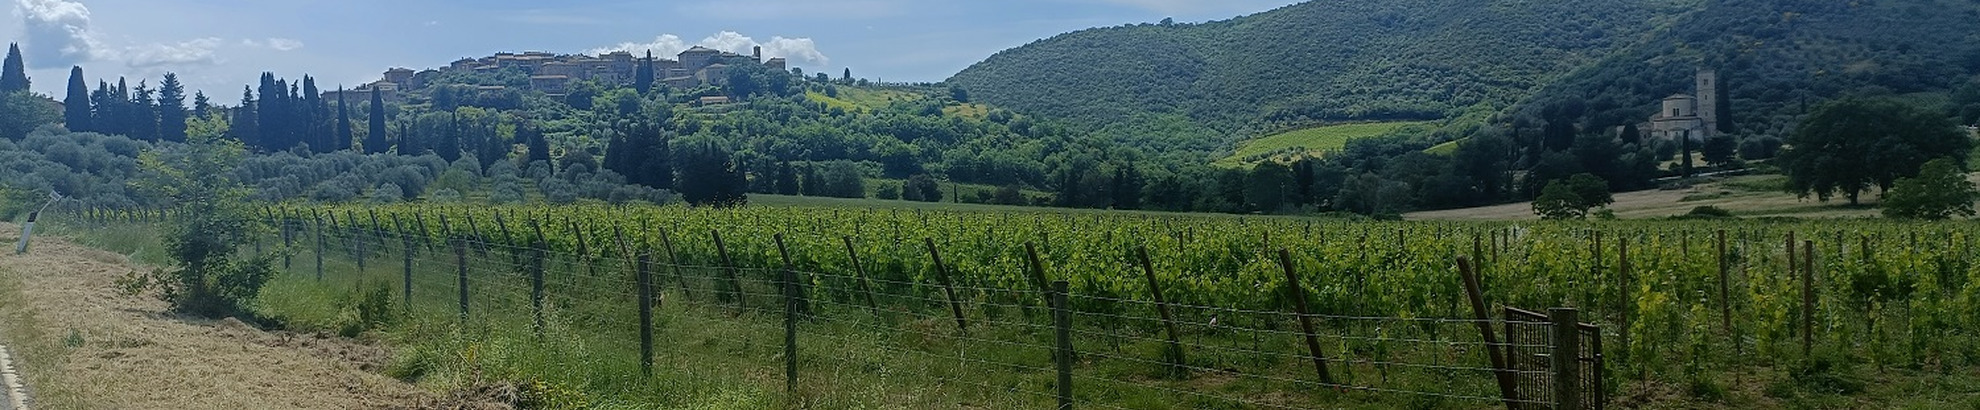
[1643,70,1720,142]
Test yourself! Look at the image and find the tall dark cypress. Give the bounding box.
[523,122,550,164]
[366,87,386,154]
[90,81,116,136]
[231,86,259,145]
[635,50,655,94]
[192,91,211,120]
[62,66,90,132]
[436,111,461,161]
[335,87,352,151]
[157,73,187,142]
[130,80,158,141]
[256,73,281,150]
[301,76,324,149]
[0,43,27,93]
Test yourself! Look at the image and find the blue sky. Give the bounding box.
[3,0,1300,99]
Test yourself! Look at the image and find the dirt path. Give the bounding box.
[0,222,437,409]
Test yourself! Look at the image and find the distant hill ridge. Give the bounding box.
[949,0,1980,149]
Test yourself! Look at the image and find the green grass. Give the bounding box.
[803,88,923,115]
[1424,138,1464,156]
[1217,121,1435,167]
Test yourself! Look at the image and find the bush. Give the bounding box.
[371,183,404,203]
[131,137,278,319]
[1682,205,1736,219]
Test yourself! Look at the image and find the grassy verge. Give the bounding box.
[0,265,87,409]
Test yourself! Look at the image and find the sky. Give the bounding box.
[2,0,1301,99]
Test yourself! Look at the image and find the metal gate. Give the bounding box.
[1503,307,1605,410]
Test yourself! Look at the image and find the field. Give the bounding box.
[43,204,1980,409]
[1217,122,1436,167]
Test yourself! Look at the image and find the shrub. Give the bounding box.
[130,136,278,319]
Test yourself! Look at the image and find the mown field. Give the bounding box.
[48,204,1980,409]
[1217,122,1436,167]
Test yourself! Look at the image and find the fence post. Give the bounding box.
[637,248,654,377]
[456,235,470,321]
[1802,240,1814,357]
[926,238,969,333]
[1617,238,1630,363]
[530,219,547,335]
[775,234,799,395]
[396,214,413,310]
[1458,256,1519,409]
[314,211,326,282]
[1717,230,1731,338]
[280,209,294,269]
[842,237,879,313]
[1551,308,1581,410]
[712,230,744,311]
[1134,246,1186,374]
[13,211,39,255]
[1277,249,1336,385]
[658,228,690,301]
[1052,280,1073,410]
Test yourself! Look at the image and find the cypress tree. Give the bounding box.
[1,43,27,93]
[335,87,352,151]
[157,73,187,142]
[130,80,158,141]
[635,50,655,94]
[232,86,259,145]
[256,73,281,150]
[63,66,90,132]
[192,91,211,120]
[301,76,322,149]
[524,122,550,164]
[366,87,386,154]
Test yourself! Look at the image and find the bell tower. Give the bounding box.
[1696,69,1719,136]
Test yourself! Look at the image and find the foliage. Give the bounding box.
[1779,98,1971,205]
[0,91,58,141]
[0,43,25,93]
[130,134,277,318]
[1532,173,1610,219]
[1882,158,1977,220]
[949,0,1689,143]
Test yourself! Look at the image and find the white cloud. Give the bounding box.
[243,37,304,51]
[124,37,221,68]
[12,0,101,68]
[592,31,830,67]
[675,0,908,20]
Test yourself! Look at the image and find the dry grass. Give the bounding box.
[1405,174,1910,221]
[0,222,435,409]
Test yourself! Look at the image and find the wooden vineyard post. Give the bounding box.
[313,210,326,282]
[1458,256,1518,409]
[926,238,969,333]
[1717,230,1731,337]
[415,212,433,252]
[1618,238,1630,363]
[712,230,744,311]
[1052,280,1074,410]
[658,228,691,301]
[1277,249,1336,386]
[569,217,595,280]
[529,219,547,334]
[1551,308,1582,410]
[1024,243,1054,306]
[636,250,654,377]
[1802,240,1814,357]
[1786,231,1796,281]
[456,235,470,320]
[350,210,366,272]
[280,209,294,270]
[396,214,414,310]
[1135,246,1186,373]
[774,234,799,394]
[843,237,879,312]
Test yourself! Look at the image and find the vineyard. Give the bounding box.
[54,204,1980,409]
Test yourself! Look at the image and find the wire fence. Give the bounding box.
[53,206,1616,409]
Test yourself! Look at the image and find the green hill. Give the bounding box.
[1512,0,1980,137]
[946,0,1700,148]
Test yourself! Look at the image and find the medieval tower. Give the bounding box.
[1696,69,1719,136]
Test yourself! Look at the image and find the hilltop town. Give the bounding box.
[323,46,790,103]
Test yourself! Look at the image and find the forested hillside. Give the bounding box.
[946,0,1700,148]
[1515,0,1980,137]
